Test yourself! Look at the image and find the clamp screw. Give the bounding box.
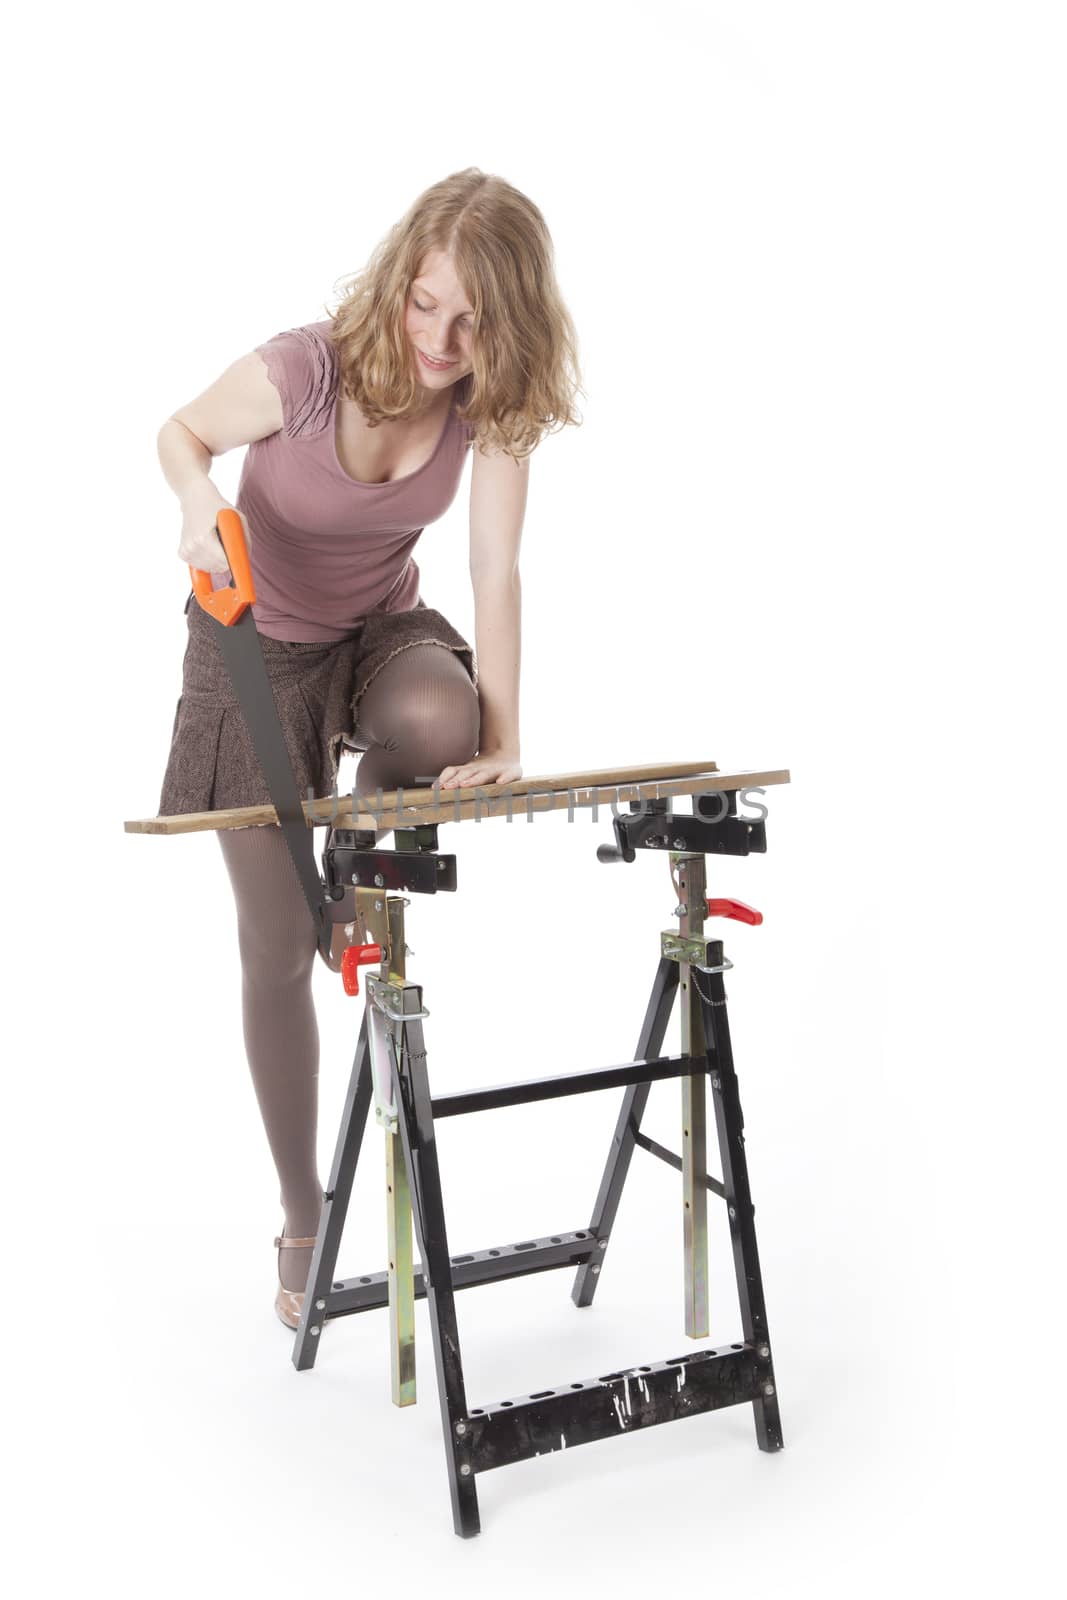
[310,1326,321,1337]
[460,1464,472,1477]
[455,1422,467,1436]
[672,838,686,849]
[374,875,385,888]
[591,1265,600,1275]
[758,1344,770,1359]
[763,1382,776,1397]
[598,1240,608,1249]
[728,1206,736,1218]
[316,1299,326,1311]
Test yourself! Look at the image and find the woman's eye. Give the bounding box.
[414,298,472,332]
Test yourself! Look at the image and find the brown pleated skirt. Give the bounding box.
[157,590,477,816]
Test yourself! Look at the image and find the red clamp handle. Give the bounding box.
[706,897,763,926]
[188,507,256,626]
[341,942,383,996]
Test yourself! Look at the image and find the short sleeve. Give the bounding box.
[255,322,337,439]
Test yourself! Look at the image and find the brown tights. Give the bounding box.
[217,643,479,1291]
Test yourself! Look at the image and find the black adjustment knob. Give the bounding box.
[596,843,634,864]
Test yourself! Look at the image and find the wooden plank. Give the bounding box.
[125,760,790,837]
[126,758,720,834]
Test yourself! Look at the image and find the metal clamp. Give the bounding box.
[661,932,734,975]
[363,976,431,1133]
[366,980,431,1024]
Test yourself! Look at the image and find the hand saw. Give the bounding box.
[188,508,335,965]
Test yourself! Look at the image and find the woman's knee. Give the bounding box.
[357,646,479,768]
[238,925,316,988]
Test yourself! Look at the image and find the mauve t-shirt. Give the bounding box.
[208,319,475,642]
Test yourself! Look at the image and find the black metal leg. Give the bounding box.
[571,957,680,1308]
[392,995,481,1539]
[288,920,783,1530]
[293,1009,374,1372]
[696,946,783,1452]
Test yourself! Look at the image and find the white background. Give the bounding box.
[4,1,1063,1591]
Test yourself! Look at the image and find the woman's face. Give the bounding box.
[404,249,475,392]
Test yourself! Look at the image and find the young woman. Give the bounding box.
[155,168,581,1328]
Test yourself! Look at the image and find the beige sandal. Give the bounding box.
[274,1232,317,1330]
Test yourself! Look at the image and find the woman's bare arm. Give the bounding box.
[157,349,284,571]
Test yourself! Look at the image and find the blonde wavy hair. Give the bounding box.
[322,168,583,460]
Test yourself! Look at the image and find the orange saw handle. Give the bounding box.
[188,507,256,626]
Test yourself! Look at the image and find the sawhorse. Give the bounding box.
[287,763,788,1537]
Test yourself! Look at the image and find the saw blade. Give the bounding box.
[208,605,333,961]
